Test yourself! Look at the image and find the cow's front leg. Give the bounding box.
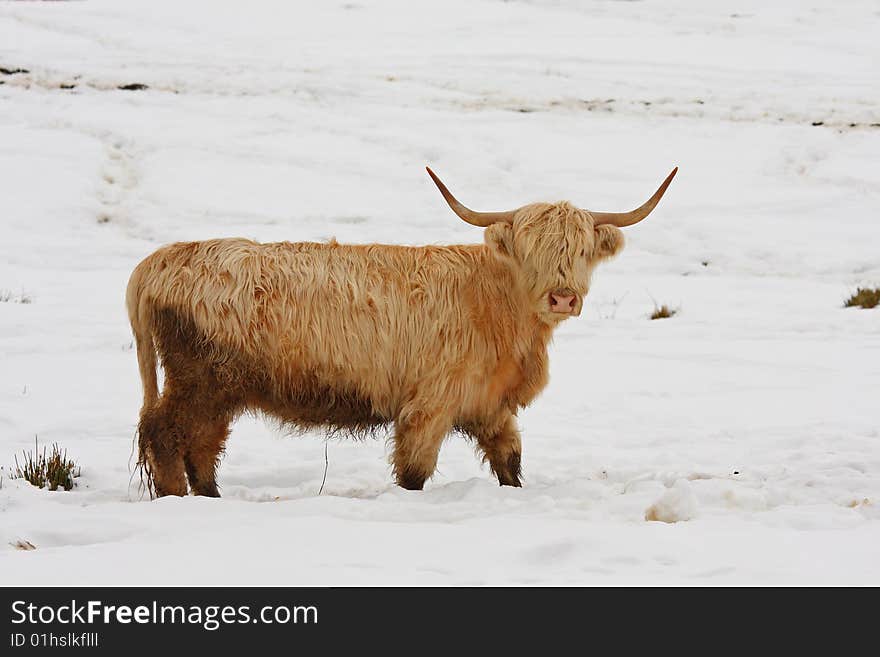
[475,413,522,487]
[392,406,452,490]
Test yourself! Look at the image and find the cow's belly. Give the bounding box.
[250,371,393,435]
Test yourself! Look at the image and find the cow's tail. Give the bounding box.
[126,259,159,497]
[126,260,159,411]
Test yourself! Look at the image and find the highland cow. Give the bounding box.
[127,166,677,497]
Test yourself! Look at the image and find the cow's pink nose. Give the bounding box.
[549,292,576,313]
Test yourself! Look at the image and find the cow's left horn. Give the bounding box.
[426,167,518,227]
[587,167,678,228]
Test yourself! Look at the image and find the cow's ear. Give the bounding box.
[485,222,516,260]
[593,225,625,260]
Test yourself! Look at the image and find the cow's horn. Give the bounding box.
[587,167,678,228]
[426,167,518,227]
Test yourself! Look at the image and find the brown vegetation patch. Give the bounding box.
[844,287,879,309]
[12,438,81,491]
[650,304,677,320]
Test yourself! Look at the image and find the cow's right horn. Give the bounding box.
[586,167,678,228]
[426,167,518,227]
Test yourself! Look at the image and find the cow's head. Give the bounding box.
[427,167,677,324]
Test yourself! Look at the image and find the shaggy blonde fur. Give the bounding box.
[127,202,624,496]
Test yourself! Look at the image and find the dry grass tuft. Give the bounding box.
[844,287,879,309]
[650,304,677,320]
[12,437,81,491]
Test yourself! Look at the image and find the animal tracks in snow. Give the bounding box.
[96,143,138,226]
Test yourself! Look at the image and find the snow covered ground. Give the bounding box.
[1,0,878,585]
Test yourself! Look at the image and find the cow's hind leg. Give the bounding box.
[139,387,237,498]
[175,372,239,497]
[138,396,188,497]
[183,419,231,498]
[392,406,453,490]
[138,363,239,498]
[474,413,522,487]
[142,308,244,498]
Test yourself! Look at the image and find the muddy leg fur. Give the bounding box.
[183,420,232,497]
[137,308,244,498]
[138,396,189,497]
[475,413,522,487]
[392,406,453,490]
[138,387,237,498]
